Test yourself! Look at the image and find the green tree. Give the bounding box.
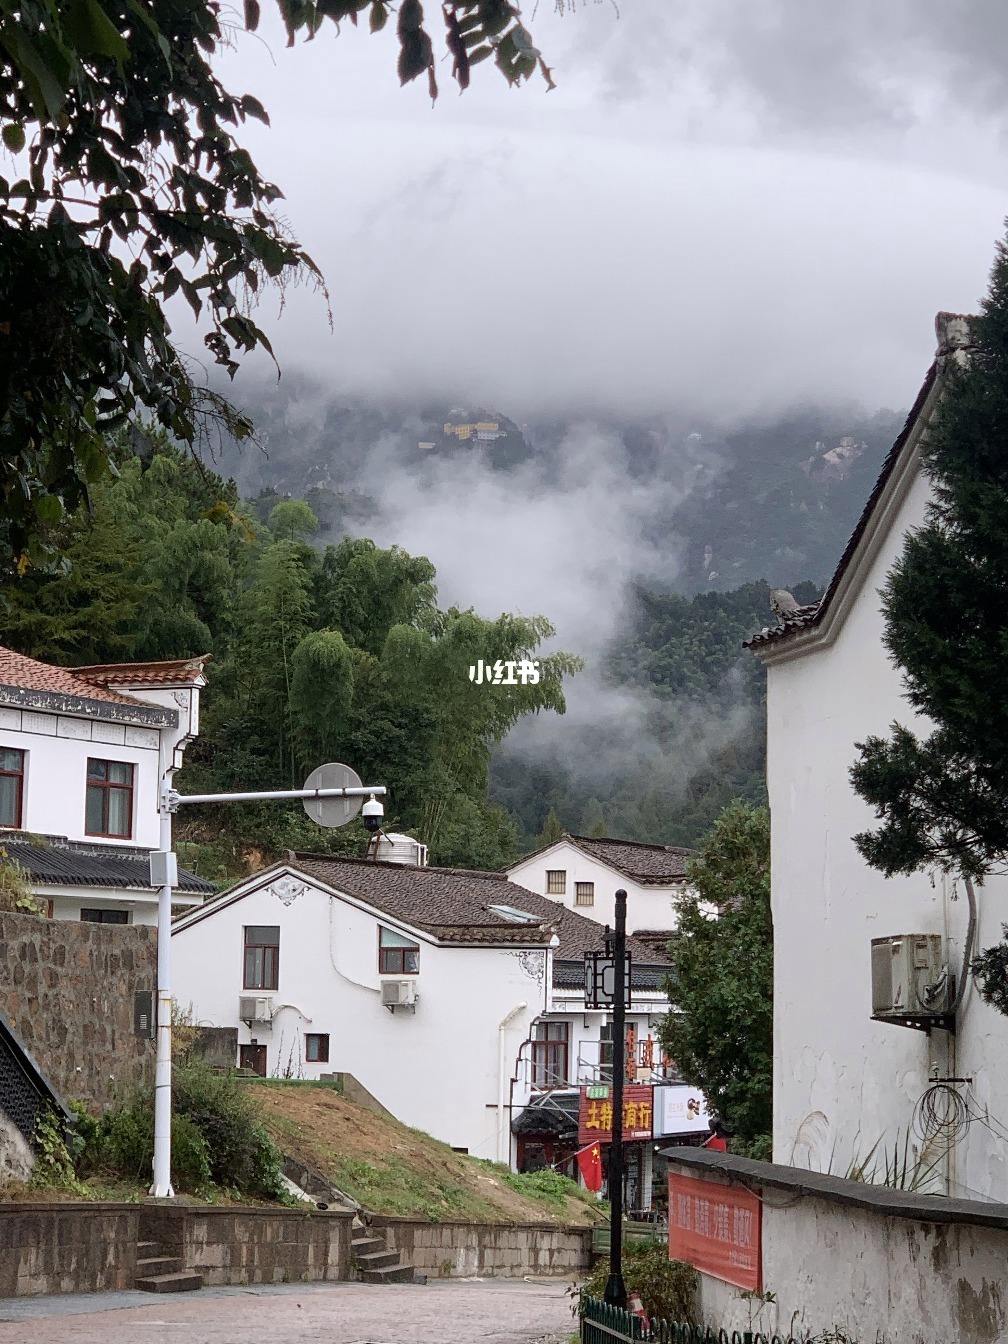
[268,500,318,542]
[536,807,564,848]
[849,237,1008,1010]
[660,802,772,1149]
[0,1,553,569]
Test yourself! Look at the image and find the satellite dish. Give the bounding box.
[302,763,364,829]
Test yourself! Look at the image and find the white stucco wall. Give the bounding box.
[172,870,549,1159]
[674,1163,1008,1344]
[508,843,681,932]
[767,465,1008,1200]
[0,709,160,848]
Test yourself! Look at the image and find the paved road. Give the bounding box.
[0,1277,576,1344]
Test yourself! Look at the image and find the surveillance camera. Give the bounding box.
[362,795,384,833]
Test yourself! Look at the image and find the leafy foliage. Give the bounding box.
[0,0,550,570]
[30,1107,83,1192]
[0,440,578,869]
[577,1243,698,1324]
[849,235,1008,1009]
[659,801,772,1146]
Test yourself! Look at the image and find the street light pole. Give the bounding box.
[149,777,386,1199]
[603,886,628,1309]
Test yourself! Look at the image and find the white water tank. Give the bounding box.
[376,833,429,867]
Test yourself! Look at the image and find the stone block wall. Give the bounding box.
[140,1205,354,1287]
[0,1202,140,1296]
[370,1216,593,1278]
[0,911,156,1109]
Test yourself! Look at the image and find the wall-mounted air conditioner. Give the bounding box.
[871,934,951,1028]
[381,979,418,1012]
[239,995,274,1024]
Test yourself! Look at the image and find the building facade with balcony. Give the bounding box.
[0,647,213,924]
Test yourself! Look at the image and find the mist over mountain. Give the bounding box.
[209,374,902,848]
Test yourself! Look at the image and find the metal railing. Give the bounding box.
[581,1295,789,1344]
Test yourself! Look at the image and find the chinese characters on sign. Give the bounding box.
[667,1172,762,1292]
[468,659,541,686]
[578,1084,654,1143]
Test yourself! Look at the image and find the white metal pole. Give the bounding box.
[151,782,175,1198]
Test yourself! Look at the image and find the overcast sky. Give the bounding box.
[213,1,1008,420]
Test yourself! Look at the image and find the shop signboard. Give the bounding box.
[653,1082,711,1137]
[578,1083,653,1143]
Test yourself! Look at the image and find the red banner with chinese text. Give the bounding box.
[668,1172,762,1292]
[578,1085,654,1142]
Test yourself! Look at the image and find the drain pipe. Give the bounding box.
[497,1002,528,1165]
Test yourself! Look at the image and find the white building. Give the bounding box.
[171,850,678,1166]
[507,833,691,937]
[0,646,213,924]
[748,312,1008,1200]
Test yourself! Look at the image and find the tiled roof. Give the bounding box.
[513,833,692,884]
[176,853,671,977]
[72,656,210,687]
[746,312,975,656]
[511,1088,580,1137]
[552,959,670,992]
[0,834,214,895]
[0,647,148,708]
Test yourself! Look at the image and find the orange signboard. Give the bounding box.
[668,1172,762,1292]
[578,1084,653,1142]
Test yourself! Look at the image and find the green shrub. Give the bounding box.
[30,1107,83,1192]
[578,1240,698,1324]
[501,1167,583,1210]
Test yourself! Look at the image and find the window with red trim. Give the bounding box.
[378,926,420,975]
[305,1033,329,1063]
[531,1020,569,1088]
[85,758,134,838]
[0,748,24,829]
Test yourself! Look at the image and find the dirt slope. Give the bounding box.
[252,1081,603,1225]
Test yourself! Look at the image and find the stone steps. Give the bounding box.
[135,1238,203,1294]
[351,1223,419,1286]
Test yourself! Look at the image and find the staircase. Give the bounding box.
[351,1215,416,1284]
[134,1238,203,1293]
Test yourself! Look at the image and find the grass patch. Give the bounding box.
[327,1154,490,1222]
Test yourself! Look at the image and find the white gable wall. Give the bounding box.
[172,872,548,1159]
[508,842,680,932]
[767,464,1008,1198]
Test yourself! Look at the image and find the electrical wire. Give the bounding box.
[911,1082,971,1158]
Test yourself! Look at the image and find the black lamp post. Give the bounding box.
[603,887,628,1309]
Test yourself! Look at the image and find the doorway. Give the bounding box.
[239,1044,267,1077]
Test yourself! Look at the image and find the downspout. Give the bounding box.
[497,1002,527,1165]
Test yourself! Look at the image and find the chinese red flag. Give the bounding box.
[578,1143,603,1193]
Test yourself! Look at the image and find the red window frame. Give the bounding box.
[0,748,24,829]
[243,926,279,991]
[85,758,134,839]
[531,1021,569,1089]
[305,1033,329,1063]
[378,927,420,975]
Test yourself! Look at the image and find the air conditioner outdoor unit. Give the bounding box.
[381,979,418,1011]
[871,934,950,1026]
[239,995,274,1024]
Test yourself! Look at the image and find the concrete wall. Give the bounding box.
[370,1215,592,1278]
[172,870,550,1160]
[765,458,1008,1200]
[0,1202,141,1297]
[0,910,156,1108]
[508,842,681,932]
[140,1205,353,1287]
[669,1153,1008,1344]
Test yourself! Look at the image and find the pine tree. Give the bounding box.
[850,234,1008,1010]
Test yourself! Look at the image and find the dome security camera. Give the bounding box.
[362,795,384,833]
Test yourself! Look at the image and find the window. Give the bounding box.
[599,1021,637,1082]
[85,758,134,838]
[80,908,129,925]
[305,1033,329,1063]
[379,926,420,975]
[531,1021,569,1088]
[546,869,566,895]
[0,749,24,829]
[244,925,279,990]
[575,881,594,906]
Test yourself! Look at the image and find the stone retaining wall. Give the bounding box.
[0,910,156,1109]
[370,1216,593,1278]
[0,1202,141,1297]
[140,1204,354,1287]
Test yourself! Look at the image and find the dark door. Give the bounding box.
[239,1044,267,1077]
